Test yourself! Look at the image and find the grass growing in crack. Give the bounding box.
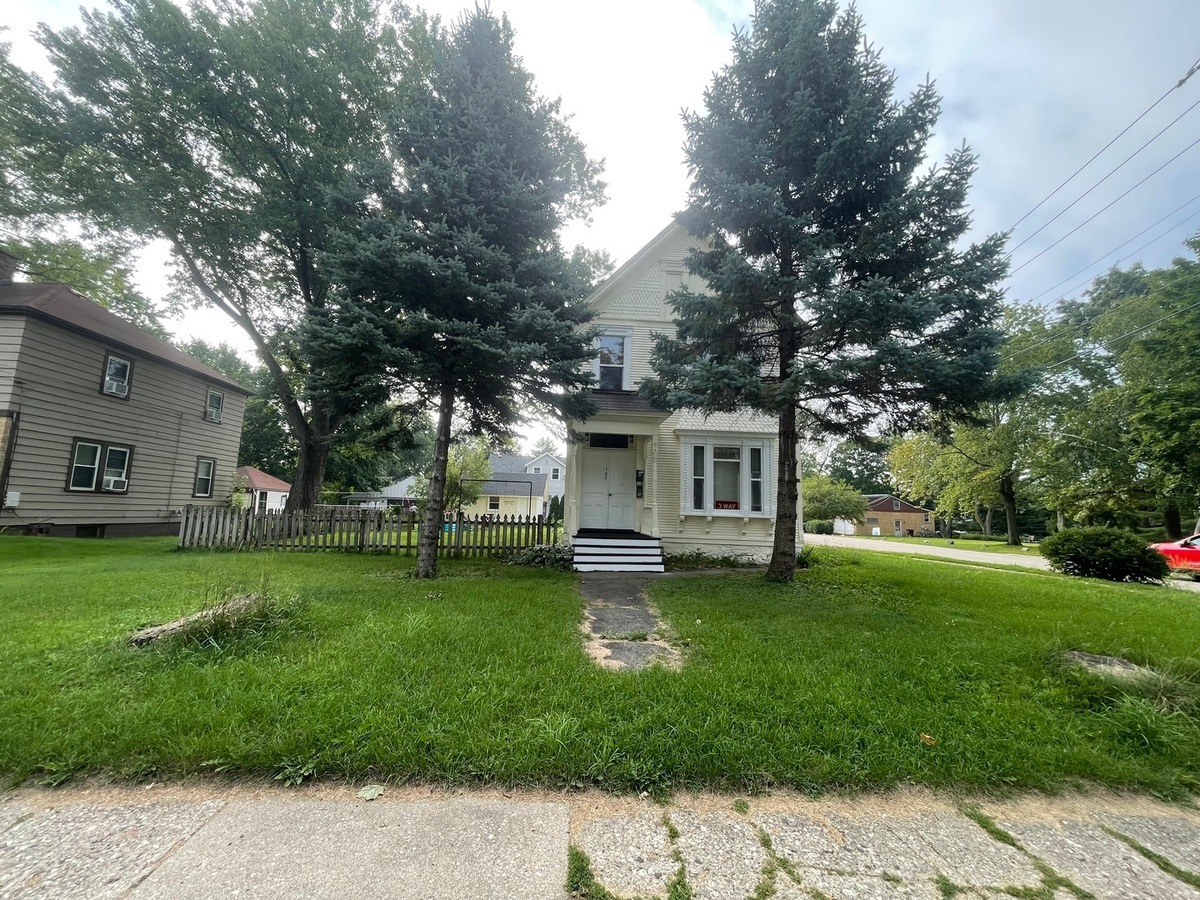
[733,798,750,815]
[1101,827,1200,890]
[661,813,694,900]
[959,805,1097,900]
[882,872,903,885]
[959,806,1023,850]
[566,846,620,900]
[2,535,1199,795]
[936,874,965,898]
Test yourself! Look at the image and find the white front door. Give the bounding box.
[580,449,636,530]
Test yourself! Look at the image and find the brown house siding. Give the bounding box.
[856,495,934,536]
[0,317,246,534]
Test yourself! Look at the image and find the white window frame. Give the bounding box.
[194,457,216,498]
[594,329,631,391]
[488,495,501,511]
[102,354,132,398]
[68,439,132,493]
[205,389,225,423]
[679,434,773,518]
[532,466,542,474]
[551,466,560,480]
[892,499,901,510]
[68,441,102,491]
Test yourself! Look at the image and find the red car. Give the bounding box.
[1151,534,1200,573]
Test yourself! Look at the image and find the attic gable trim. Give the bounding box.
[586,221,699,316]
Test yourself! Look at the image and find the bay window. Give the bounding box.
[681,437,772,517]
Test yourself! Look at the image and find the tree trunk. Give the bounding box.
[982,507,993,537]
[1056,510,1065,532]
[767,401,799,581]
[999,473,1019,545]
[1163,502,1183,540]
[416,383,455,579]
[287,407,332,510]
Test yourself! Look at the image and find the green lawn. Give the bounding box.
[1,535,1198,797]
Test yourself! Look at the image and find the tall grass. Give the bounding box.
[0,535,1197,796]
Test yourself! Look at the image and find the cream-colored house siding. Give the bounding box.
[0,317,246,533]
[567,222,788,561]
[460,492,542,518]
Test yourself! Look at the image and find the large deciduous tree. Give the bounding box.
[328,10,604,578]
[642,0,1012,581]
[2,0,405,508]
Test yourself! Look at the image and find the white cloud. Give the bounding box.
[11,0,1200,347]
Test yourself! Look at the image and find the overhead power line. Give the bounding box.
[998,207,1200,367]
[1028,191,1200,303]
[1006,55,1200,235]
[1007,94,1200,258]
[1009,132,1200,277]
[1039,292,1200,374]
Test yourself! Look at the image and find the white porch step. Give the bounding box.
[574,562,666,573]
[572,533,664,573]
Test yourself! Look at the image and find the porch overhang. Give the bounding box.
[570,391,670,437]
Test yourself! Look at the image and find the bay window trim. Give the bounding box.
[678,433,774,518]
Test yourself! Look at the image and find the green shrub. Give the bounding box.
[506,542,574,570]
[805,519,834,535]
[1040,527,1169,583]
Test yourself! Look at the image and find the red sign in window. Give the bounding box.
[714,500,740,510]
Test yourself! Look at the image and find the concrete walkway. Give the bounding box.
[2,784,1200,899]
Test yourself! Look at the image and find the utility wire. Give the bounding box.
[1009,132,1200,277]
[1039,293,1200,373]
[1006,55,1200,234]
[1002,203,1200,364]
[1028,191,1200,303]
[1007,94,1200,257]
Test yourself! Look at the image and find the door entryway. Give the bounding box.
[581,448,636,531]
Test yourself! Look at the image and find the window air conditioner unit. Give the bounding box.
[205,409,223,423]
[103,477,129,492]
[105,379,128,397]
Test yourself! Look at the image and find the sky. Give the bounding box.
[7,0,1200,441]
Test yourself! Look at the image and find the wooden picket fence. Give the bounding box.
[177,505,560,557]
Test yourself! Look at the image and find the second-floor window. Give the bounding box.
[551,466,560,480]
[596,333,629,391]
[205,389,224,423]
[102,354,132,398]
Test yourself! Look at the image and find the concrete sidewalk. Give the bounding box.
[3,783,1199,899]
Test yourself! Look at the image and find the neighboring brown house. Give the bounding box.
[0,250,251,537]
[236,465,291,513]
[851,493,935,537]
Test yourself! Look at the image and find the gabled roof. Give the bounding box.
[480,473,548,496]
[525,452,565,469]
[586,220,704,318]
[489,453,532,473]
[865,493,932,512]
[0,281,252,394]
[237,465,291,492]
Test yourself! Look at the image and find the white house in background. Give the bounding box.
[563,222,783,572]
[344,475,418,509]
[490,452,566,503]
[236,465,290,513]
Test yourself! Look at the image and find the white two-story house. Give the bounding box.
[564,222,780,571]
